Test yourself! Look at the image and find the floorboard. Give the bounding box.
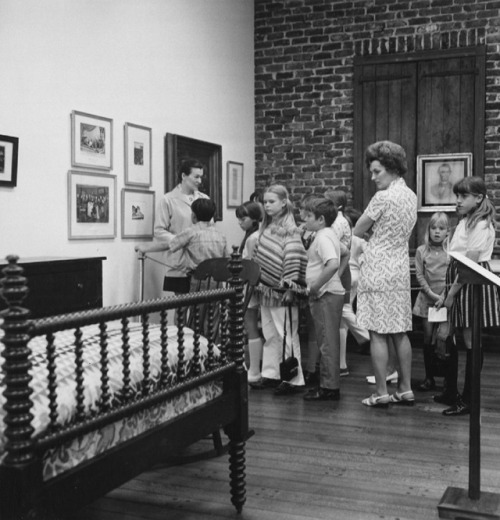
[69,342,500,520]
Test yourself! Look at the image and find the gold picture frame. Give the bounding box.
[416,153,472,212]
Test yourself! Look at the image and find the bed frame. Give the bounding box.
[0,250,249,520]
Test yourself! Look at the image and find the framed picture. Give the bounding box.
[417,153,473,212]
[71,110,113,170]
[226,161,243,208]
[124,123,152,187]
[0,135,19,187]
[68,170,116,240]
[165,133,222,220]
[121,188,155,238]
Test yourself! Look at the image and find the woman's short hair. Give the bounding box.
[178,158,204,182]
[364,141,407,176]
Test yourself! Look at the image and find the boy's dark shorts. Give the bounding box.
[163,276,190,294]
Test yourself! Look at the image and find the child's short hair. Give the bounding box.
[191,198,216,222]
[305,197,337,227]
[324,189,347,210]
[235,201,263,223]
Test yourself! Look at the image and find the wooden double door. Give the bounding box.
[353,46,486,248]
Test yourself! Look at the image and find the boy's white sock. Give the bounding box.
[247,337,263,382]
[340,326,347,369]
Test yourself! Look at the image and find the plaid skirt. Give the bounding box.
[446,258,500,329]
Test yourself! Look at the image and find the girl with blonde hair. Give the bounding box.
[251,184,308,395]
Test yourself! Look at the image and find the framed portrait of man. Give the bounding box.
[416,153,473,211]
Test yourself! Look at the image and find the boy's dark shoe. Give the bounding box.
[303,387,340,401]
[442,395,470,416]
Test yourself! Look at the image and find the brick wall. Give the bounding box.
[254,0,500,224]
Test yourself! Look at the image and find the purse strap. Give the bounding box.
[282,305,295,362]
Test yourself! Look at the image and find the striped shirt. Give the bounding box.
[169,222,228,273]
[253,220,307,307]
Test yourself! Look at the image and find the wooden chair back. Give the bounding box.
[185,257,260,341]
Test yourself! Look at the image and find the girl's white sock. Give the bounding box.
[247,337,263,382]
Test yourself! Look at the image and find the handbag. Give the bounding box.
[279,305,299,382]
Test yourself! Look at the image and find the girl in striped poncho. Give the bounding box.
[250,184,308,395]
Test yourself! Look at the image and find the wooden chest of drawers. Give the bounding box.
[0,256,106,319]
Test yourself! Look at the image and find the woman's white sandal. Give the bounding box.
[362,394,390,408]
[389,390,415,406]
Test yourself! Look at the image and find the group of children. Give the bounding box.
[239,176,500,415]
[137,175,500,415]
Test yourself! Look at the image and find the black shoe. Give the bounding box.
[443,396,470,416]
[433,392,458,406]
[304,371,319,387]
[303,387,340,401]
[417,378,436,392]
[274,382,303,396]
[249,378,280,390]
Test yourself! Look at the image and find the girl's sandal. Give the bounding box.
[362,394,390,408]
[389,390,415,406]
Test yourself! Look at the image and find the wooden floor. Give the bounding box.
[70,341,500,520]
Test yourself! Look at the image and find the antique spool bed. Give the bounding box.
[0,250,250,519]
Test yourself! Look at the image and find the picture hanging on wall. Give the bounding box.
[226,161,243,208]
[71,110,113,170]
[67,169,116,239]
[0,135,19,187]
[124,123,152,187]
[121,188,155,238]
[165,133,222,220]
[416,153,472,212]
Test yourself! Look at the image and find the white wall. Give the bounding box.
[0,0,255,306]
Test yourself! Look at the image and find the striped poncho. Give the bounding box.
[253,219,308,307]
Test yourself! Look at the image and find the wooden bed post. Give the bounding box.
[226,247,248,513]
[0,255,41,520]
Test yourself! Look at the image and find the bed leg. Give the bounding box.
[229,438,246,514]
[226,248,248,512]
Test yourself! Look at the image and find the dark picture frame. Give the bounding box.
[165,133,222,220]
[0,135,19,188]
[416,153,473,212]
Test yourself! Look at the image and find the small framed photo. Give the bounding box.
[124,123,152,187]
[121,188,155,238]
[0,135,19,188]
[226,161,244,208]
[71,110,113,170]
[416,153,473,212]
[68,170,116,240]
